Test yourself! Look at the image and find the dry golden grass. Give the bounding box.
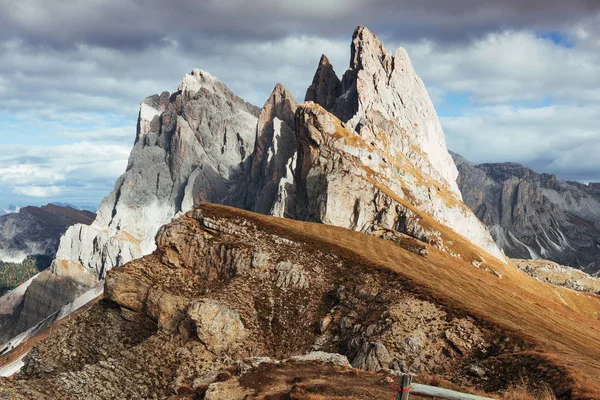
[203,204,600,399]
[503,382,557,400]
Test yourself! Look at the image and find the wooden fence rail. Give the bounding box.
[393,374,496,400]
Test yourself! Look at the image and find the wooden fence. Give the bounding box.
[392,374,496,400]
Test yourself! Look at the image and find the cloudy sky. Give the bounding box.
[0,0,599,209]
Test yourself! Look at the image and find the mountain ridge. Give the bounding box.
[1,25,501,371]
[452,151,600,274]
[2,204,599,398]
[0,204,95,264]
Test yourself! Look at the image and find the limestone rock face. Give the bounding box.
[453,152,600,273]
[305,54,342,112]
[322,26,461,195]
[187,299,247,353]
[351,341,392,371]
[59,69,258,280]
[239,84,298,217]
[290,351,350,367]
[0,70,259,345]
[287,104,504,260]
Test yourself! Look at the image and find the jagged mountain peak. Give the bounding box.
[305,54,342,111]
[319,53,331,66]
[177,68,219,94]
[263,83,298,126]
[349,25,392,73]
[303,26,461,196]
[348,26,416,78]
[242,83,299,216]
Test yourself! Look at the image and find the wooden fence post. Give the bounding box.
[395,374,412,400]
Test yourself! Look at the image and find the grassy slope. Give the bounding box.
[203,204,600,399]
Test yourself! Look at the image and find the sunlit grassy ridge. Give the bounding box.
[202,204,600,399]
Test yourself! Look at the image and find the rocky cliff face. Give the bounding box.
[0,261,99,344]
[0,204,96,342]
[56,70,259,279]
[306,27,461,196]
[453,152,600,274]
[1,205,584,399]
[238,84,299,217]
[241,26,503,261]
[0,71,259,345]
[0,204,95,263]
[0,26,505,353]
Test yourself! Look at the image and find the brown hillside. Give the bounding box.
[202,204,600,398]
[1,203,599,399]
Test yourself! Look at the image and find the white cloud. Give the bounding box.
[0,164,65,186]
[56,126,134,143]
[442,103,600,179]
[13,185,60,197]
[0,141,130,204]
[0,35,349,121]
[403,30,600,105]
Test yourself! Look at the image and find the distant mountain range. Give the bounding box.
[0,203,97,217]
[452,152,600,274]
[49,202,98,213]
[0,201,98,217]
[0,204,96,264]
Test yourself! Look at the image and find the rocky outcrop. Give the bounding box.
[0,261,99,343]
[512,258,600,293]
[0,204,95,263]
[453,152,600,274]
[284,104,504,260]
[187,299,247,354]
[0,205,543,398]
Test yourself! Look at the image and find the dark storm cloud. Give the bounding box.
[1,0,599,50]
